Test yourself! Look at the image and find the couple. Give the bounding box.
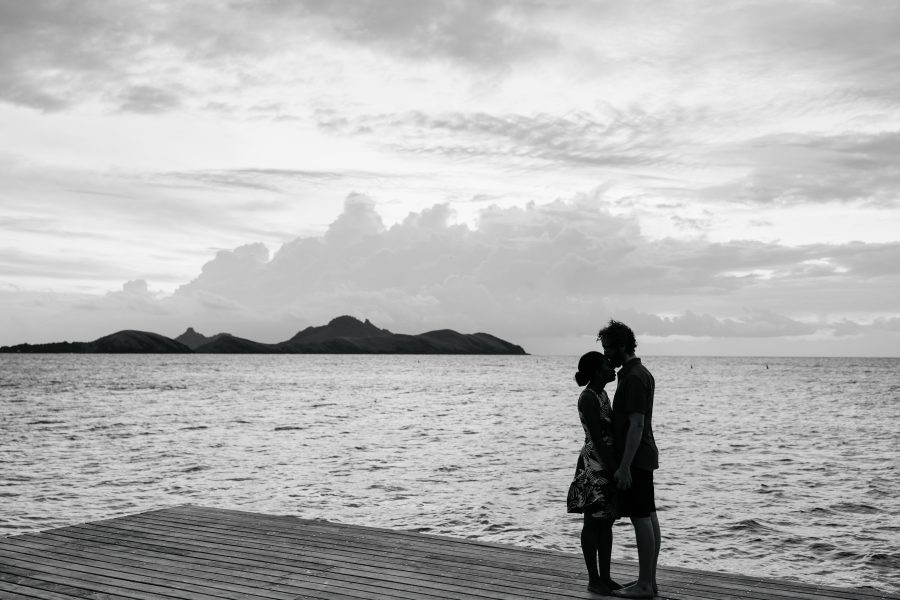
[567,320,660,598]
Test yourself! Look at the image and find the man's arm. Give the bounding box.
[615,412,644,489]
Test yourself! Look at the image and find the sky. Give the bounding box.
[1,0,899,356]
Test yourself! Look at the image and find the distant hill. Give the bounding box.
[174,327,230,350]
[0,330,191,354]
[0,317,527,355]
[194,334,277,354]
[86,330,192,353]
[274,322,527,354]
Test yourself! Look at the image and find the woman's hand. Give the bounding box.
[614,464,632,490]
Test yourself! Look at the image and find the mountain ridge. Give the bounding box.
[1,316,528,355]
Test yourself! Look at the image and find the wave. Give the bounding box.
[831,502,880,514]
[727,518,777,532]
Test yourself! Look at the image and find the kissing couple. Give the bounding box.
[567,320,661,598]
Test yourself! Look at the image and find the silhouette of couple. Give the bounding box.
[568,320,660,598]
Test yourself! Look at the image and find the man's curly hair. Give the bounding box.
[597,319,637,354]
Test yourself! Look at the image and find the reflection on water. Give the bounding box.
[1,354,898,593]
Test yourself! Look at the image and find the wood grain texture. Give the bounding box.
[1,505,896,600]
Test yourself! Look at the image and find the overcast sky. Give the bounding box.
[2,0,899,356]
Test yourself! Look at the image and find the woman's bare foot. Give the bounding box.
[588,579,618,595]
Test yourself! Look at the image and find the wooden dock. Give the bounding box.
[1,505,896,600]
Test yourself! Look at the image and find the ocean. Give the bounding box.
[1,354,898,594]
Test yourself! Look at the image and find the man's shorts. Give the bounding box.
[619,467,656,519]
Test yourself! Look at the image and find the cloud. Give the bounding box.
[0,247,123,281]
[705,131,900,207]
[116,85,183,114]
[615,309,818,339]
[0,0,554,113]
[324,192,386,242]
[167,193,900,345]
[0,1,264,112]
[254,0,557,66]
[315,109,680,170]
[4,1,899,220]
[3,191,899,353]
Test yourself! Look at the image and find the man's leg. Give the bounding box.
[613,517,656,598]
[633,516,656,590]
[650,511,660,589]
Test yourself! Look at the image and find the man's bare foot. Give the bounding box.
[611,582,655,598]
[620,580,658,595]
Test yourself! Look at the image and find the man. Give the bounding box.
[598,320,660,599]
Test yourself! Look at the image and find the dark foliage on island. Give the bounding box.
[1,316,528,355]
[0,330,192,354]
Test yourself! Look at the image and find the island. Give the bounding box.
[0,316,528,355]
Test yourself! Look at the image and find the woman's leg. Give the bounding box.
[596,518,622,589]
[581,514,601,584]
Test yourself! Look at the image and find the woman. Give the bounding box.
[568,351,622,595]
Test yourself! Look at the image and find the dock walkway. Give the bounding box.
[1,505,895,599]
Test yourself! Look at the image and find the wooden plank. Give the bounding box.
[0,562,215,600]
[74,515,617,598]
[1,541,557,600]
[160,506,892,599]
[131,508,611,580]
[0,575,136,600]
[1,540,443,600]
[74,514,582,588]
[192,507,894,600]
[3,510,880,600]
[129,507,877,600]
[1,528,584,598]
[24,508,884,600]
[1,520,624,600]
[1,506,896,600]
[26,529,585,600]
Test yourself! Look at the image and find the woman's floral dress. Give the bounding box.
[567,387,619,520]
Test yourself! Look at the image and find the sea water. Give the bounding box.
[1,354,898,593]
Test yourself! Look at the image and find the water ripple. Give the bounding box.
[0,353,898,594]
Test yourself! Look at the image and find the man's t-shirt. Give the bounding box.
[612,358,659,471]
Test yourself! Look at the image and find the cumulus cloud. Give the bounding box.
[2,191,899,353]
[165,193,900,348]
[120,279,151,296]
[324,192,386,242]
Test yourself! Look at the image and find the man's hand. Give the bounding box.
[615,412,643,490]
[614,464,632,490]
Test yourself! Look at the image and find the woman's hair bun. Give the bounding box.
[574,371,591,386]
[575,351,608,386]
